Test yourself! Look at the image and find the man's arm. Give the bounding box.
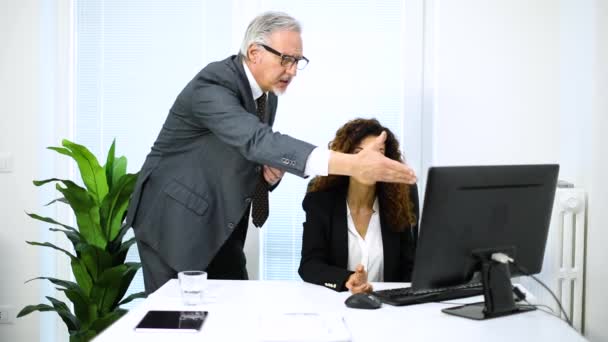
[307,131,417,184]
[194,64,415,184]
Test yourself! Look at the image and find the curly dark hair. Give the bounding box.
[308,118,417,231]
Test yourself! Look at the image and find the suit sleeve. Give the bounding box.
[298,193,353,291]
[399,184,420,281]
[188,71,315,178]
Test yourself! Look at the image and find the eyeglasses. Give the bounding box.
[259,44,309,70]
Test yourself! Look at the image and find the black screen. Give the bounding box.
[411,164,559,291]
[135,310,208,331]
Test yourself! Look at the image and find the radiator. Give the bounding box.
[517,187,587,332]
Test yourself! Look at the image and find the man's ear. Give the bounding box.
[247,44,259,63]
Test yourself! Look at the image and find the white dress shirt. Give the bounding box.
[242,61,329,176]
[346,198,384,282]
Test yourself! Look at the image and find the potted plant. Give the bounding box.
[18,139,146,342]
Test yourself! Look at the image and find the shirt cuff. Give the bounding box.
[304,147,329,177]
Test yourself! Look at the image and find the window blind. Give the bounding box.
[74,0,222,305]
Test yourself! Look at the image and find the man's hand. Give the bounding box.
[328,131,417,185]
[353,131,416,184]
[263,165,284,186]
[345,264,373,294]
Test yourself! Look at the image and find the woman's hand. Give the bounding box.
[345,264,374,294]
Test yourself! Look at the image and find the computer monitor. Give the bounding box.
[411,164,559,320]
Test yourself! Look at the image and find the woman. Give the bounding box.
[298,118,419,293]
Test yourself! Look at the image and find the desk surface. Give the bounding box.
[93,280,585,342]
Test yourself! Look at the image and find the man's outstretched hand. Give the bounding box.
[329,131,417,185]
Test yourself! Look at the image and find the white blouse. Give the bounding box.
[346,198,384,282]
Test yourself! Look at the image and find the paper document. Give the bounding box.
[258,312,351,342]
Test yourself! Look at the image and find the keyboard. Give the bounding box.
[372,282,484,306]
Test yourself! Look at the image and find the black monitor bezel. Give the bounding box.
[410,164,559,292]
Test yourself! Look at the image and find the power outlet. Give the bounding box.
[0,152,13,173]
[0,305,15,324]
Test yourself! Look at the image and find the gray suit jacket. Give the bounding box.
[126,55,316,272]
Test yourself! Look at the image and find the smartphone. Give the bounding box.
[134,310,208,332]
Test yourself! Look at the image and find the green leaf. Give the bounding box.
[61,139,108,204]
[88,309,127,334]
[110,263,141,310]
[33,177,67,187]
[55,181,106,249]
[46,296,80,332]
[99,174,137,241]
[26,241,76,260]
[46,296,70,312]
[26,277,91,323]
[71,259,93,297]
[90,263,140,314]
[90,265,128,315]
[49,228,83,250]
[25,276,78,290]
[69,329,97,342]
[117,291,146,306]
[111,156,127,189]
[104,139,116,190]
[17,304,55,317]
[47,146,73,158]
[107,224,130,253]
[76,244,113,281]
[112,237,137,265]
[26,212,76,231]
[60,288,94,328]
[44,197,69,206]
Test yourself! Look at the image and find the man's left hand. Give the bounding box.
[263,165,284,185]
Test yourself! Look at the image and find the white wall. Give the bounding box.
[584,1,608,341]
[426,0,608,340]
[428,0,561,165]
[1,1,71,341]
[0,1,42,342]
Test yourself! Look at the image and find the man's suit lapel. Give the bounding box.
[232,55,257,114]
[232,55,278,126]
[332,191,349,269]
[267,93,278,126]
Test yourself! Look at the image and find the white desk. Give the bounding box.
[93,280,585,342]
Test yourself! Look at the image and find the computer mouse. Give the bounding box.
[344,293,382,309]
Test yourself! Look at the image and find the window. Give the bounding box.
[74,0,232,303]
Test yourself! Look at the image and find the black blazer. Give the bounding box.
[298,184,419,291]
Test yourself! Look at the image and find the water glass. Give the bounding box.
[178,270,207,305]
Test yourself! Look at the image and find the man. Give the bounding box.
[126,11,416,294]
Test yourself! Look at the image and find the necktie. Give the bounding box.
[251,93,269,227]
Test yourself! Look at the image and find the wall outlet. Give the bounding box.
[0,152,13,173]
[0,305,15,324]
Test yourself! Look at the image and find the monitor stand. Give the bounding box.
[442,251,535,320]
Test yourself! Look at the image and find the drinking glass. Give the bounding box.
[178,270,207,305]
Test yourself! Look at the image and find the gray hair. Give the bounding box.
[240,11,301,58]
